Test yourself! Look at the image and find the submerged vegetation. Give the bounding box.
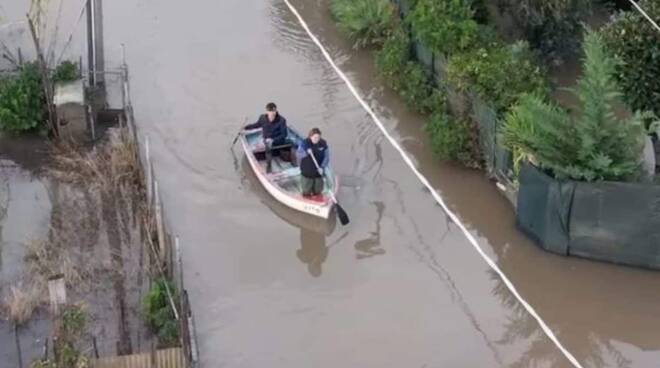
[330,0,395,48]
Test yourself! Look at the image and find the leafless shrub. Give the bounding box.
[49,128,143,192]
[4,283,43,326]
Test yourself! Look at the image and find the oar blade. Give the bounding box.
[335,203,350,225]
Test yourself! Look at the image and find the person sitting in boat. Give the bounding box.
[297,128,329,198]
[244,102,290,172]
[244,102,289,147]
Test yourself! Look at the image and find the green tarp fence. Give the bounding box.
[517,164,660,269]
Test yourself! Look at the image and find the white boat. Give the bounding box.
[239,126,338,219]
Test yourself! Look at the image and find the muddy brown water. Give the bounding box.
[2,0,659,366]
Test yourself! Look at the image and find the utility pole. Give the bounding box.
[86,0,105,87]
[93,0,105,87]
[86,0,94,85]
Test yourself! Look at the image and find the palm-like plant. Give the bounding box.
[500,31,645,182]
[330,0,395,49]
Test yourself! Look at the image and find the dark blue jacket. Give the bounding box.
[245,113,288,142]
[297,138,329,178]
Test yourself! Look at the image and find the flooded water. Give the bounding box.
[3,0,659,366]
[0,139,52,368]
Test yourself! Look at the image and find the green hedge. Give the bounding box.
[425,110,480,167]
[333,0,551,171]
[408,0,479,55]
[446,40,548,113]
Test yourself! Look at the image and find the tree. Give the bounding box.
[500,32,645,182]
[602,0,660,118]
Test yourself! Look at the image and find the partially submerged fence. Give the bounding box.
[118,52,200,367]
[392,0,514,186]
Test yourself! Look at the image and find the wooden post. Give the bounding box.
[145,136,152,206]
[87,104,96,141]
[188,311,199,367]
[175,237,183,292]
[14,324,23,368]
[48,275,67,315]
[154,180,166,261]
[93,336,99,358]
[42,338,48,361]
[150,341,156,367]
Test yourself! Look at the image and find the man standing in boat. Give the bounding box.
[297,128,329,199]
[244,102,289,173]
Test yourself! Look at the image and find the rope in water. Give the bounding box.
[281,1,584,367]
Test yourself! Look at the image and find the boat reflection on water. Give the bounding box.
[241,157,337,277]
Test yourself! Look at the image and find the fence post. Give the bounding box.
[146,136,153,207]
[175,237,183,291]
[87,104,96,141]
[92,336,100,358]
[188,307,199,368]
[42,338,48,361]
[154,180,166,261]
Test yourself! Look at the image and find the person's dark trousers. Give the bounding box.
[265,137,290,173]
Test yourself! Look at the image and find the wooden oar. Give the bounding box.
[231,117,249,147]
[308,150,349,226]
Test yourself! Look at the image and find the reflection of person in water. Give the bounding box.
[296,228,328,277]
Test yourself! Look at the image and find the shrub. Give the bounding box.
[32,304,90,368]
[408,0,480,55]
[495,0,590,62]
[375,26,443,113]
[398,62,437,113]
[425,110,480,167]
[375,26,411,90]
[52,61,79,84]
[601,0,660,117]
[0,62,45,133]
[143,278,179,346]
[500,32,645,181]
[61,304,87,339]
[446,40,548,113]
[330,0,395,49]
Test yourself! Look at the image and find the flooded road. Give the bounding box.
[12,0,655,366]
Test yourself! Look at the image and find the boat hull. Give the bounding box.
[240,127,337,219]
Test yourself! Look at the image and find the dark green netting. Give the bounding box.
[569,180,660,269]
[516,164,575,255]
